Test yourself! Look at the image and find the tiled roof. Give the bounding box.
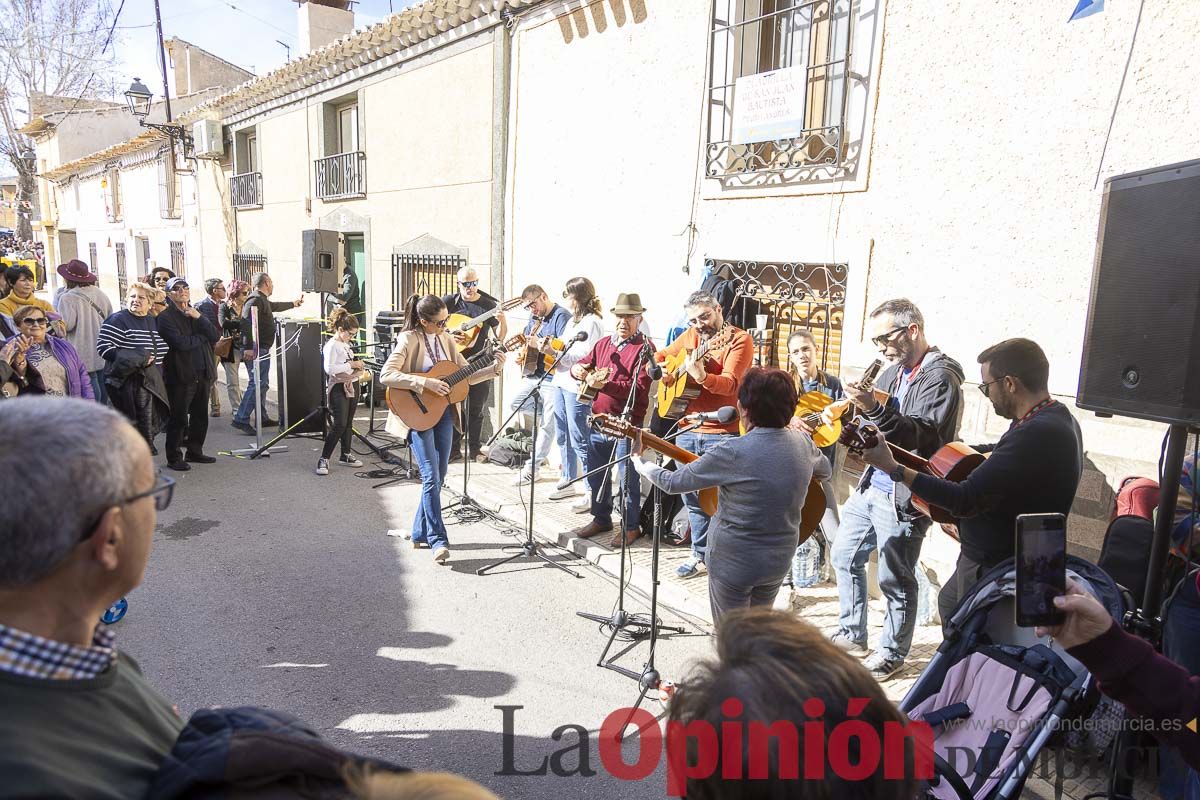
[187,0,541,119]
[41,130,169,182]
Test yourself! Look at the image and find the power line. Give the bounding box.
[221,2,295,41]
[34,0,128,129]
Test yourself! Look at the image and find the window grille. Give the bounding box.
[232,252,267,285]
[169,241,186,277]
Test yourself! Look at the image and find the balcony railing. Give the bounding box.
[314,151,366,200]
[230,172,263,208]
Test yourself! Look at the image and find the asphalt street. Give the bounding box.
[116,419,714,799]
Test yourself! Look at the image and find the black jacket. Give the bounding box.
[241,291,295,352]
[146,706,406,800]
[157,304,220,386]
[856,347,966,520]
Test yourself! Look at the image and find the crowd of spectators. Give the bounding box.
[0,258,289,470]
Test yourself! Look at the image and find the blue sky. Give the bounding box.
[113,0,423,102]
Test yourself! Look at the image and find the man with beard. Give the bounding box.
[827,298,964,680]
[858,337,1082,631]
[442,267,507,461]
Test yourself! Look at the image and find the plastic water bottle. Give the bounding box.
[792,539,821,588]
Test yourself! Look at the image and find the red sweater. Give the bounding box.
[654,326,754,433]
[576,334,655,423]
[1068,618,1200,770]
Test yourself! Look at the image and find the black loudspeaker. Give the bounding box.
[1077,158,1200,425]
[301,229,341,294]
[276,320,325,434]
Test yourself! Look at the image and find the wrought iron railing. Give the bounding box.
[232,253,267,285]
[314,152,366,200]
[707,257,848,374]
[391,252,463,311]
[706,0,854,187]
[230,172,262,208]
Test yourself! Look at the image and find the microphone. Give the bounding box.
[571,330,589,342]
[643,341,663,380]
[684,406,737,424]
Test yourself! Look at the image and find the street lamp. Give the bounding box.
[123,78,153,119]
[122,77,194,159]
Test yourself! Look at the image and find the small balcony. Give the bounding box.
[314,151,366,201]
[230,172,263,208]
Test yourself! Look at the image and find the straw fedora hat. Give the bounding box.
[610,293,646,314]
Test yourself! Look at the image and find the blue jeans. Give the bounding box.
[88,370,108,405]
[408,407,454,552]
[831,485,924,661]
[553,387,590,481]
[675,431,731,562]
[1160,572,1200,800]
[587,433,640,529]
[234,355,271,425]
[510,377,556,467]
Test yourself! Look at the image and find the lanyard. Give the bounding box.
[1011,397,1056,429]
[423,334,444,364]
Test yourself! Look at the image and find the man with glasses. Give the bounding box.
[0,397,183,796]
[157,278,221,471]
[510,283,571,485]
[654,291,754,579]
[828,298,964,680]
[442,266,507,461]
[195,278,226,418]
[857,337,1081,630]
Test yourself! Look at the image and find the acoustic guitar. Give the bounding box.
[577,366,612,404]
[588,413,828,542]
[385,345,505,431]
[655,326,737,419]
[512,317,565,377]
[838,419,987,525]
[794,359,886,448]
[447,297,522,350]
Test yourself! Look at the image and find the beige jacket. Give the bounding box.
[381,329,500,439]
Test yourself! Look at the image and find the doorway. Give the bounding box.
[344,234,366,347]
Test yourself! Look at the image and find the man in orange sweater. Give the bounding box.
[656,291,754,578]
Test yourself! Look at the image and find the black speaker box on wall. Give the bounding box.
[301,229,341,294]
[1077,158,1200,425]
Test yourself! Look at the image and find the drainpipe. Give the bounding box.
[489,10,515,300]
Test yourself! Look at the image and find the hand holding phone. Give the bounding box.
[1015,512,1067,627]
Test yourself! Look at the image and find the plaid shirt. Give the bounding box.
[0,623,117,680]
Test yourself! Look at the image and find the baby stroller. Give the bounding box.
[900,556,1125,800]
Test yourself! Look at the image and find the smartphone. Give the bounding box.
[1014,513,1067,627]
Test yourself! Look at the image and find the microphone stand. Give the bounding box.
[476,335,586,578]
[443,327,495,516]
[573,342,689,733]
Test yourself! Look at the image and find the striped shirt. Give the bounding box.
[97,310,167,366]
[0,623,117,680]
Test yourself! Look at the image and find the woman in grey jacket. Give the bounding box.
[632,367,831,625]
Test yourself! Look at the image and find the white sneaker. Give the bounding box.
[571,496,591,513]
[549,484,578,500]
[513,469,535,486]
[315,458,329,476]
[433,547,450,564]
[337,454,363,467]
[772,588,794,611]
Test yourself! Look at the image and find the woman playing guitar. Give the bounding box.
[380,294,504,564]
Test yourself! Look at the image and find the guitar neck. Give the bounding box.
[638,430,695,464]
[443,351,495,387]
[888,442,930,472]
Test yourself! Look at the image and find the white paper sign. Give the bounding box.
[730,65,808,145]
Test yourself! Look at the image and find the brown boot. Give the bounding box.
[606,529,643,548]
[570,520,613,539]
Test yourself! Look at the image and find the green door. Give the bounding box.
[345,235,366,348]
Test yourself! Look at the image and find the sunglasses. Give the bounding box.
[424,317,449,328]
[20,317,48,326]
[979,376,1008,398]
[459,280,479,288]
[870,326,908,348]
[79,473,176,542]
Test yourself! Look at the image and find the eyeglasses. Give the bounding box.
[978,376,1009,398]
[20,317,48,326]
[687,309,716,327]
[459,280,479,288]
[79,473,176,542]
[870,326,908,348]
[424,318,448,328]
